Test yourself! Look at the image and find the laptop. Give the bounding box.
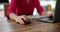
[53,0,60,23]
[28,0,60,23]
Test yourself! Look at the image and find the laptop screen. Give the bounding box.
[54,0,60,22]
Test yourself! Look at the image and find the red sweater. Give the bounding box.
[7,0,44,16]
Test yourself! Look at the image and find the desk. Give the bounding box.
[0,18,60,32]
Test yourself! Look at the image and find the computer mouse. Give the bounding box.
[21,18,31,25]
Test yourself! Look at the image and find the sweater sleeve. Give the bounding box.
[34,0,44,15]
[7,0,17,15]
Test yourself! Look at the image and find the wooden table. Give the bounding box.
[0,18,60,32]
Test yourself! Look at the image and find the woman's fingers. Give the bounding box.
[20,16,27,21]
[18,18,25,24]
[15,15,29,24]
[20,15,29,21]
[15,16,25,24]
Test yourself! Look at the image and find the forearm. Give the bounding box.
[34,0,44,15]
[9,13,18,20]
[7,0,17,20]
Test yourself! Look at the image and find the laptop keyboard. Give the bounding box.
[28,15,53,23]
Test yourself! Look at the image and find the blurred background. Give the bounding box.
[0,0,56,18]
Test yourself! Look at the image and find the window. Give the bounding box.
[40,0,56,11]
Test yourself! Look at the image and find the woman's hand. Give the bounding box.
[41,11,54,17]
[9,13,29,25]
[50,11,54,17]
[15,15,29,24]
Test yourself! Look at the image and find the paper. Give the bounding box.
[0,11,5,18]
[0,17,12,32]
[0,17,8,25]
